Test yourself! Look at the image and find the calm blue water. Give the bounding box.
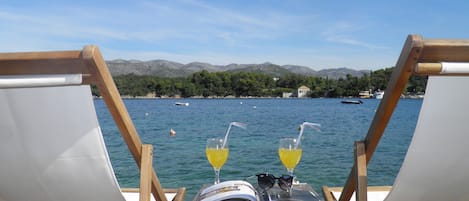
[94,98,422,200]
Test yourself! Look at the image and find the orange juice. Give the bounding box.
[206,148,229,169]
[278,148,302,171]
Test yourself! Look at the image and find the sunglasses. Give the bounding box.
[256,173,293,191]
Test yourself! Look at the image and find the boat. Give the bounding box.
[341,100,363,104]
[374,91,384,99]
[175,102,189,106]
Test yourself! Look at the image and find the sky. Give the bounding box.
[1,0,469,70]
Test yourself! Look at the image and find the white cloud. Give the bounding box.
[325,35,387,50]
[181,0,278,30]
[321,20,388,50]
[0,9,130,41]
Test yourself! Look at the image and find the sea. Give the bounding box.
[94,98,422,200]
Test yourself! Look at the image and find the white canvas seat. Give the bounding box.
[0,84,126,201]
[0,47,185,201]
[323,35,469,201]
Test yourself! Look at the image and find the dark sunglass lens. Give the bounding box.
[278,175,293,191]
[256,174,275,190]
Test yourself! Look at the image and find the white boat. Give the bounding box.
[374,91,384,99]
[175,102,189,106]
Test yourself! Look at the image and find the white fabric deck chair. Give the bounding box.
[322,35,469,201]
[0,46,185,201]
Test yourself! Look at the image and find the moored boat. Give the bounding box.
[374,91,384,99]
[341,100,363,104]
[175,102,189,106]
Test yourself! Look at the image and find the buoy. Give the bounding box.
[169,128,176,136]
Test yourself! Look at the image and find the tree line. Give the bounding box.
[94,67,427,98]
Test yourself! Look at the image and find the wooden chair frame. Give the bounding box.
[322,34,469,201]
[0,46,185,201]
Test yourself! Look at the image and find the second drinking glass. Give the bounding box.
[278,137,302,177]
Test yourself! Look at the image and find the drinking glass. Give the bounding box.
[278,138,302,177]
[206,138,229,184]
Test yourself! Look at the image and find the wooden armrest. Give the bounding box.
[354,141,367,201]
[322,186,337,201]
[140,144,153,201]
[168,187,186,201]
[138,144,186,201]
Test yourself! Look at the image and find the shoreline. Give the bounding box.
[93,95,424,100]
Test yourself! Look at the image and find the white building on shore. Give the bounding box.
[297,85,311,98]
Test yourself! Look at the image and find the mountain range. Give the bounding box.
[106,59,370,79]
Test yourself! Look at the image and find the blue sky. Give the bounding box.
[1,0,468,70]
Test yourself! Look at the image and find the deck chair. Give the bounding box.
[322,34,469,201]
[0,46,185,201]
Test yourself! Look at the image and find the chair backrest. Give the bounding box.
[337,35,469,201]
[0,46,168,201]
[0,78,126,201]
[384,75,469,200]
